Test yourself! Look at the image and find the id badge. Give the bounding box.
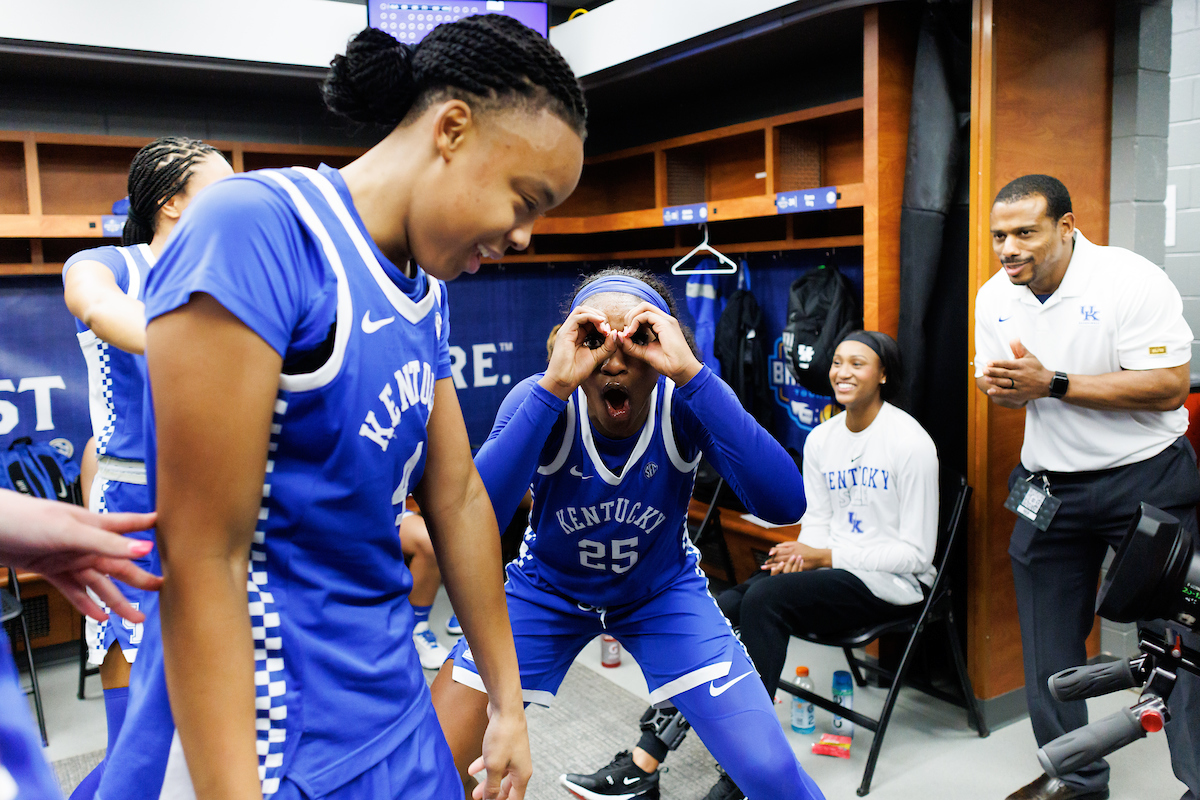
[1004,474,1061,531]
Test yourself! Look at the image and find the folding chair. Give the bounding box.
[688,476,739,585]
[2,567,48,745]
[79,613,100,699]
[775,473,988,796]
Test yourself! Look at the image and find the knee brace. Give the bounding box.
[638,705,691,752]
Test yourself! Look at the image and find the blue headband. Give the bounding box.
[569,276,671,315]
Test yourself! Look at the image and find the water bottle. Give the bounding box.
[790,666,816,734]
[832,670,854,737]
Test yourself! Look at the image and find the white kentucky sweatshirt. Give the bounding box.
[798,402,939,605]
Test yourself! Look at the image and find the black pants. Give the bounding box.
[636,568,920,763]
[1009,436,1200,798]
[718,568,922,700]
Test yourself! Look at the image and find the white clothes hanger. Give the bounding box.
[670,223,738,275]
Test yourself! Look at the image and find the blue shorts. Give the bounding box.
[449,561,746,707]
[86,476,155,666]
[450,562,826,800]
[273,700,460,800]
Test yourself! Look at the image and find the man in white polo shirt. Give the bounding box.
[975,174,1200,800]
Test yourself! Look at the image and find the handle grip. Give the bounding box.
[1048,659,1138,703]
[1037,707,1147,777]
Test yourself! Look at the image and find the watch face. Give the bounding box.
[1051,372,1069,398]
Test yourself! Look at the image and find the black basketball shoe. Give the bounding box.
[701,766,745,800]
[559,750,661,799]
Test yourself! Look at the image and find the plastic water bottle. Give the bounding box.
[832,670,854,737]
[790,666,816,734]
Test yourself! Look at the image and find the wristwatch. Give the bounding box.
[1049,371,1069,399]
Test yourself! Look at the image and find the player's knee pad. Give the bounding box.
[638,705,691,751]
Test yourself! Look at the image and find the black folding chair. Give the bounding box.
[775,473,988,796]
[3,567,47,745]
[687,476,739,585]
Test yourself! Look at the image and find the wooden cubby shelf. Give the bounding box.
[0,99,870,274]
[0,131,367,276]
[524,98,866,251]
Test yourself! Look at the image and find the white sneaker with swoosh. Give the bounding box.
[361,310,395,334]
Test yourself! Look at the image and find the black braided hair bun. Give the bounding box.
[324,15,586,135]
[323,27,418,127]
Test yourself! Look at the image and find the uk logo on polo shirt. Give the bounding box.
[1080,305,1101,325]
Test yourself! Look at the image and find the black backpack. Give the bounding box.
[713,289,773,428]
[782,266,862,396]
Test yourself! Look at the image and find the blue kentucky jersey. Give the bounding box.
[519,374,703,609]
[100,166,451,799]
[63,243,155,463]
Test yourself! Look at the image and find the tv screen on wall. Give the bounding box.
[368,2,549,42]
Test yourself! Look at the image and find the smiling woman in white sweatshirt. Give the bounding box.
[720,329,939,702]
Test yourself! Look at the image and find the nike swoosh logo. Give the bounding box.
[623,777,640,785]
[569,466,590,479]
[709,671,754,696]
[56,482,68,499]
[849,455,862,463]
[998,316,1012,322]
[362,311,395,334]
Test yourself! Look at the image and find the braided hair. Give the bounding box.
[323,15,586,137]
[123,137,224,246]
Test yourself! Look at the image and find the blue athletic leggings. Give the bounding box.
[667,644,825,800]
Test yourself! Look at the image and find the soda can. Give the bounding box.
[601,634,621,668]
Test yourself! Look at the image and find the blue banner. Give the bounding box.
[0,249,864,471]
[0,277,90,467]
[775,187,839,214]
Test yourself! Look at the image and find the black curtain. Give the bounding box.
[897,2,973,473]
[887,0,975,694]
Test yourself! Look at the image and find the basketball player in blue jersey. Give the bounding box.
[97,16,585,800]
[62,136,232,800]
[431,268,826,800]
[0,489,160,800]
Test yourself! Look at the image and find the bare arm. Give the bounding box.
[980,338,1189,412]
[64,260,147,354]
[414,378,529,800]
[148,293,281,800]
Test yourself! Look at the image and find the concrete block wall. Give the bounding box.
[1102,0,1175,659]
[1112,0,1172,268]
[1171,0,1200,362]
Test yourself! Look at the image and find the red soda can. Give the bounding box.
[601,634,621,668]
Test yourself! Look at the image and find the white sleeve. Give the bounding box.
[797,429,832,548]
[973,283,1011,378]
[1117,262,1193,370]
[830,430,939,575]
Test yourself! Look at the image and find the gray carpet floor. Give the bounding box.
[52,664,718,799]
[526,666,718,799]
[52,749,103,797]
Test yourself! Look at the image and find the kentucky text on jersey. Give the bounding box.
[554,499,667,537]
[359,359,436,451]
